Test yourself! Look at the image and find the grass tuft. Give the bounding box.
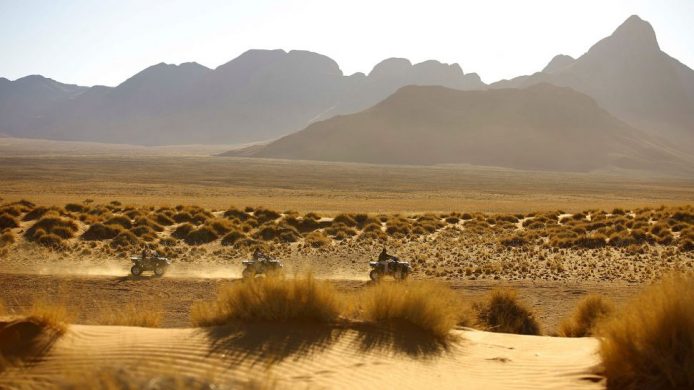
[474,289,541,335]
[558,295,614,337]
[599,274,694,390]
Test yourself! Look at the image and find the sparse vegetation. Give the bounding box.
[96,303,162,327]
[599,274,694,390]
[474,289,541,335]
[558,295,614,337]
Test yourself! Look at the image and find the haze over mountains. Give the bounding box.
[0,51,483,145]
[1,15,692,174]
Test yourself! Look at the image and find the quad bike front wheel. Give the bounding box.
[242,267,255,279]
[369,269,381,282]
[154,265,167,277]
[131,265,143,276]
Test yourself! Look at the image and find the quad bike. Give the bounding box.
[130,253,171,277]
[242,258,283,279]
[369,258,411,281]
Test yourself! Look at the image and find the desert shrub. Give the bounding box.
[172,223,194,239]
[191,274,341,326]
[333,214,357,227]
[158,237,178,247]
[608,231,636,247]
[680,239,694,252]
[0,206,22,217]
[221,231,246,246]
[64,203,86,213]
[475,289,541,335]
[500,234,528,247]
[296,217,326,233]
[37,234,65,249]
[22,299,70,334]
[134,217,164,232]
[104,215,132,229]
[223,207,250,221]
[110,231,140,249]
[445,216,460,224]
[599,274,694,390]
[130,225,157,238]
[304,212,321,220]
[154,213,175,226]
[304,231,331,248]
[123,209,142,219]
[185,226,219,245]
[190,213,209,225]
[325,223,357,240]
[358,229,387,241]
[254,207,281,224]
[0,231,16,247]
[22,206,50,221]
[208,219,234,235]
[386,218,411,236]
[97,303,161,327]
[353,213,371,228]
[358,281,460,339]
[558,295,614,337]
[25,217,78,241]
[670,211,694,225]
[496,214,519,224]
[0,214,19,230]
[573,235,607,249]
[82,223,123,241]
[173,212,193,223]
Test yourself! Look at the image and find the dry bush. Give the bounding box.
[65,203,87,213]
[386,218,411,236]
[22,206,51,221]
[500,233,529,247]
[333,213,357,227]
[599,274,694,390]
[82,223,123,241]
[104,215,132,229]
[221,230,247,246]
[254,207,281,224]
[155,213,175,226]
[184,225,219,245]
[172,223,194,239]
[224,207,251,221]
[0,213,20,230]
[96,303,162,327]
[173,211,193,223]
[304,231,331,248]
[191,274,341,326]
[357,281,460,339]
[558,295,614,337]
[110,231,140,249]
[134,217,164,232]
[325,223,357,240]
[0,230,16,247]
[474,289,541,335]
[25,216,78,242]
[208,218,234,235]
[22,299,71,334]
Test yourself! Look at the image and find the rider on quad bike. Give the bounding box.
[378,247,397,273]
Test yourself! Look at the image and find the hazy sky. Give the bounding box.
[1,0,692,86]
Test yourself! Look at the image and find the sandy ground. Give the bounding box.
[0,272,641,332]
[0,322,604,389]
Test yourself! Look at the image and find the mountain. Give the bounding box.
[493,15,694,149]
[246,84,686,173]
[0,50,484,145]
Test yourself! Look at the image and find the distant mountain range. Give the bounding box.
[1,15,692,174]
[0,52,483,145]
[240,83,688,172]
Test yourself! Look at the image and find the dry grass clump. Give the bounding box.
[599,274,694,390]
[96,303,162,327]
[172,223,194,239]
[0,213,20,230]
[0,230,16,247]
[191,275,341,326]
[357,281,460,339]
[221,230,247,246]
[386,217,411,237]
[82,223,123,241]
[134,217,164,232]
[110,230,141,249]
[25,216,79,241]
[21,299,71,334]
[184,225,219,245]
[474,289,541,335]
[304,231,331,248]
[104,215,132,229]
[254,207,281,224]
[325,223,357,240]
[558,295,614,337]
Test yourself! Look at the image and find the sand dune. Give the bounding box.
[0,323,603,389]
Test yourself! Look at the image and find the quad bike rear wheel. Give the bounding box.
[131,265,142,276]
[242,267,255,279]
[369,269,381,282]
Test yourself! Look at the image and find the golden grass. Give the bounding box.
[356,281,462,339]
[558,295,614,337]
[96,303,162,327]
[599,274,694,390]
[20,299,71,335]
[474,289,541,335]
[191,274,341,326]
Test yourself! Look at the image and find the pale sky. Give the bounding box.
[1,0,692,86]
